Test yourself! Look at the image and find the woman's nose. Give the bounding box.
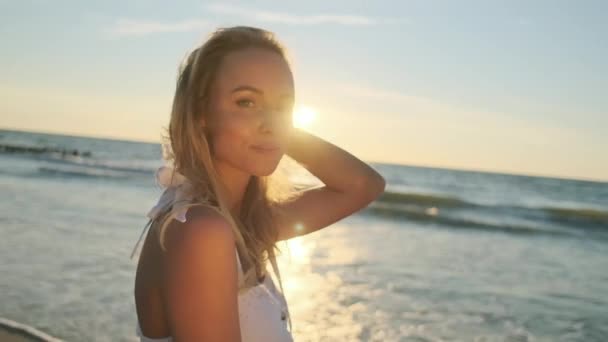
[259,109,290,133]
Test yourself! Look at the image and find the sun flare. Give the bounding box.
[287,236,310,261]
[292,106,317,129]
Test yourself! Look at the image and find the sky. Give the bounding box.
[1,0,607,181]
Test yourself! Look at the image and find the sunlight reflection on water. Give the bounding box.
[274,223,406,341]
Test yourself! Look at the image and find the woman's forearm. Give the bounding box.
[286,128,386,197]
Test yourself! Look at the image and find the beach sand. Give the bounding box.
[0,327,41,342]
[0,319,60,342]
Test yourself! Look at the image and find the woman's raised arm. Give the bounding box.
[275,128,386,241]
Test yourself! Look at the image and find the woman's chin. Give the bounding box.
[248,160,281,177]
[247,151,283,177]
[252,165,278,177]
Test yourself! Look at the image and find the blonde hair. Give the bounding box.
[153,26,297,288]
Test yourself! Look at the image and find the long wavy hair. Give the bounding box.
[152,26,297,289]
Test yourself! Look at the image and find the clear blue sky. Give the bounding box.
[1,0,607,181]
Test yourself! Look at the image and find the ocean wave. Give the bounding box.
[38,165,134,179]
[1,142,159,175]
[376,191,474,208]
[365,203,581,238]
[51,157,158,175]
[375,190,608,227]
[0,142,91,158]
[541,206,608,226]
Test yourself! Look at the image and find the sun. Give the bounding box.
[292,106,317,129]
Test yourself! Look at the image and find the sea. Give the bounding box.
[1,128,607,342]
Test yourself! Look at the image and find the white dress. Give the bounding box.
[131,166,293,342]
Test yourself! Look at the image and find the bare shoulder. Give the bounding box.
[160,205,242,340]
[161,205,238,281]
[162,205,235,254]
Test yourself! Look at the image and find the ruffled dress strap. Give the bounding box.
[130,166,198,260]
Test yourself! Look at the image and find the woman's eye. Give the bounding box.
[236,99,255,108]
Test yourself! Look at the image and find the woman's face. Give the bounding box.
[205,47,295,177]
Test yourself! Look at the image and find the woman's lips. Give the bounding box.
[251,144,280,153]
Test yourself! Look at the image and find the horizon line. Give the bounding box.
[1,126,606,184]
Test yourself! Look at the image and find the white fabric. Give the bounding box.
[133,166,293,341]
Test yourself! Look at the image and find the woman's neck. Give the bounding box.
[213,158,251,216]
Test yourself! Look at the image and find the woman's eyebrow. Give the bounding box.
[231,85,263,94]
[232,85,294,98]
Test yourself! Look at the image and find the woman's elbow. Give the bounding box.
[353,172,386,203]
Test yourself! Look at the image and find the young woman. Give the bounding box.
[131,26,385,342]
